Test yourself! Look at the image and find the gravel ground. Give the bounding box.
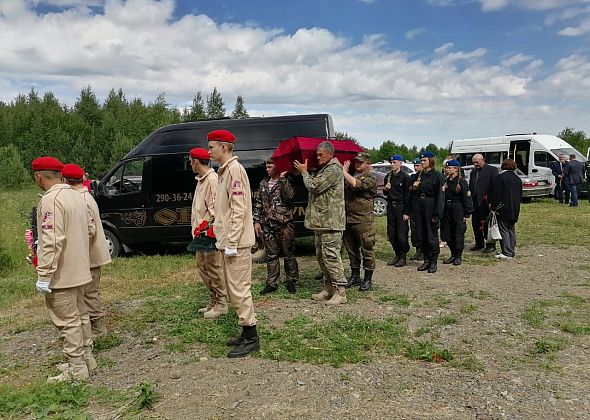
[1,244,589,419]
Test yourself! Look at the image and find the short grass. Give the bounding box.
[522,296,590,335]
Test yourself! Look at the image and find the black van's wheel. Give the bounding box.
[104,228,122,257]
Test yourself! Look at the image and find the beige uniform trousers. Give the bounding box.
[45,285,92,358]
[314,230,346,287]
[221,248,256,326]
[85,267,104,321]
[196,250,227,303]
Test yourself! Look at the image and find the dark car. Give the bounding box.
[93,114,335,256]
[371,162,415,216]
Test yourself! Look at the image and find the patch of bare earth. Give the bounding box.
[1,244,589,419]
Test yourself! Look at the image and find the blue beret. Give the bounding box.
[389,154,404,162]
[445,159,461,167]
[419,151,434,159]
[412,158,422,164]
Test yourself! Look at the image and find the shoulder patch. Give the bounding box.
[232,180,244,196]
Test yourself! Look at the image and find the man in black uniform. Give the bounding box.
[408,151,444,273]
[441,160,473,265]
[383,154,410,267]
[253,159,299,294]
[343,152,377,291]
[468,154,498,253]
[408,158,423,261]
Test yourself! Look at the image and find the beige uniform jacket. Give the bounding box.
[36,184,92,289]
[191,168,218,233]
[213,156,255,250]
[79,188,112,268]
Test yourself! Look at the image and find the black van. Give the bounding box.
[92,114,335,256]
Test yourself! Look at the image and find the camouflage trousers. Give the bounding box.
[261,223,299,288]
[314,230,346,287]
[343,222,376,271]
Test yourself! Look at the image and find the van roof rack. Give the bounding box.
[505,132,537,136]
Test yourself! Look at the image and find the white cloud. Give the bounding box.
[0,0,588,147]
[405,27,427,40]
[558,18,590,35]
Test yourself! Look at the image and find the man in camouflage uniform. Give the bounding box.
[294,141,347,305]
[253,159,299,295]
[343,152,377,291]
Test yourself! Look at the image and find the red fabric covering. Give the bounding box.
[271,137,363,173]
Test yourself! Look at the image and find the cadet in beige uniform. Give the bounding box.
[208,129,260,358]
[32,157,95,383]
[61,163,112,339]
[189,147,228,319]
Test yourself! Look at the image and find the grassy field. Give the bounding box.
[1,186,589,418]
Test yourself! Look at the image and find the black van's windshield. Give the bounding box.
[551,148,587,162]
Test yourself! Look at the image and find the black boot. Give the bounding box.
[428,255,438,273]
[346,268,361,288]
[394,254,406,267]
[410,249,423,261]
[387,255,400,266]
[358,270,373,292]
[443,255,455,264]
[417,255,430,271]
[227,325,260,358]
[260,284,278,295]
[453,252,462,266]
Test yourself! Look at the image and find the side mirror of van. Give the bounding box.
[90,180,98,192]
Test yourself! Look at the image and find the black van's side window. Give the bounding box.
[106,160,144,195]
[151,154,196,195]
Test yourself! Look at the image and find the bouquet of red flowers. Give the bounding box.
[25,207,38,268]
[187,218,216,253]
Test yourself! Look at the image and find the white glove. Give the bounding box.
[224,247,238,256]
[36,279,52,294]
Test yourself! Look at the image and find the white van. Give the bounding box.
[450,133,587,176]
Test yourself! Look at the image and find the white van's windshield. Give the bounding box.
[551,148,587,162]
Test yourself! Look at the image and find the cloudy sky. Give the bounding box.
[1,0,589,148]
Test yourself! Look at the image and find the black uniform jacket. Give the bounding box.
[444,176,474,216]
[384,170,411,215]
[469,164,499,207]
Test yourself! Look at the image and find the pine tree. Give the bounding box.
[206,87,226,118]
[185,92,206,122]
[0,144,29,189]
[231,95,249,119]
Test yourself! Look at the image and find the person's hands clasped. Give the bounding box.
[293,159,308,174]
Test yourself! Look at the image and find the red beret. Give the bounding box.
[189,148,210,160]
[32,156,64,172]
[207,129,235,143]
[61,163,85,179]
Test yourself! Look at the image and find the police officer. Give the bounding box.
[208,130,260,358]
[408,151,444,273]
[190,147,228,319]
[342,152,377,291]
[253,158,299,294]
[408,158,423,261]
[61,163,112,339]
[441,160,473,266]
[383,154,410,267]
[32,156,95,383]
[293,141,347,305]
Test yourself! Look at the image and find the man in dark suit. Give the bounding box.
[550,154,569,204]
[564,154,586,207]
[490,159,523,259]
[468,154,499,253]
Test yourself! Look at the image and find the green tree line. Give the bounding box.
[0,86,248,188]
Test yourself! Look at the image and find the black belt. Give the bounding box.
[446,199,462,203]
[419,193,434,198]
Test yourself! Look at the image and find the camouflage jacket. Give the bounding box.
[345,171,377,224]
[303,158,345,231]
[253,176,295,226]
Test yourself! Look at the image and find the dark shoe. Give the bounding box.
[443,256,455,264]
[314,272,324,280]
[387,258,400,266]
[346,268,361,288]
[226,336,244,346]
[417,260,430,271]
[227,337,260,358]
[428,258,438,273]
[358,270,373,292]
[453,257,462,266]
[260,284,278,295]
[285,282,297,294]
[410,250,423,261]
[469,244,484,251]
[483,245,496,254]
[393,255,406,267]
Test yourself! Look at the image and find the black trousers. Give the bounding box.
[471,202,490,247]
[386,202,410,257]
[442,203,466,257]
[415,197,439,256]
